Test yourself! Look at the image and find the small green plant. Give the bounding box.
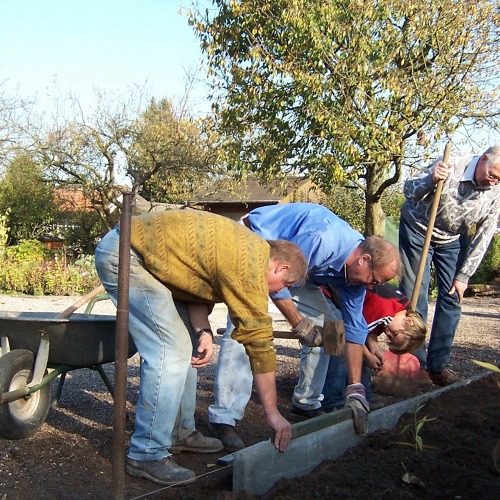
[396,404,436,453]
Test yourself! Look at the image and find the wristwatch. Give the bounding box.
[196,328,213,338]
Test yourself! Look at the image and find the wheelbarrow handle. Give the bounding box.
[409,142,451,311]
[57,284,106,319]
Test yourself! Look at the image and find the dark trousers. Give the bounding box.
[398,217,467,372]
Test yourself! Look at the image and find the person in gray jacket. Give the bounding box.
[399,145,500,386]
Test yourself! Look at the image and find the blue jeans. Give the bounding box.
[398,217,467,372]
[208,317,253,426]
[321,356,374,410]
[320,295,373,411]
[95,228,197,461]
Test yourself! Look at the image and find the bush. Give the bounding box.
[55,210,107,258]
[320,183,405,236]
[0,251,100,296]
[470,234,500,284]
[321,187,365,232]
[5,240,48,262]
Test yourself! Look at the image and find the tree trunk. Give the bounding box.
[364,164,387,237]
[364,196,385,237]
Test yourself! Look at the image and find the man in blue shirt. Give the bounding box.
[206,203,401,451]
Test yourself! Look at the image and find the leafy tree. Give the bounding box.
[17,91,221,232]
[320,181,404,234]
[128,98,219,204]
[0,209,9,258]
[191,0,500,235]
[20,93,138,232]
[0,154,57,243]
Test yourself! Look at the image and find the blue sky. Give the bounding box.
[1,1,497,147]
[0,0,210,113]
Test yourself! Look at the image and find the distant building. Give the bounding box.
[188,176,321,221]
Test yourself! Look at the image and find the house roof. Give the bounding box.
[53,186,94,212]
[189,177,318,204]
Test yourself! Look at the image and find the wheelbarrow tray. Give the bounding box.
[0,311,136,367]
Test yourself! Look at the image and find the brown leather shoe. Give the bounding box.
[126,456,196,485]
[417,369,433,386]
[428,369,461,386]
[170,430,223,454]
[206,422,245,453]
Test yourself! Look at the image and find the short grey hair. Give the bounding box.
[484,146,500,167]
[359,236,402,280]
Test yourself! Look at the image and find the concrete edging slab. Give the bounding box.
[229,372,489,495]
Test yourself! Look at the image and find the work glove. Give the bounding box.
[345,383,370,435]
[291,318,322,347]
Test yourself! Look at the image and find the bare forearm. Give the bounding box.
[345,342,364,384]
[365,333,379,354]
[253,371,292,452]
[253,372,280,417]
[188,303,211,331]
[272,298,303,327]
[362,344,371,360]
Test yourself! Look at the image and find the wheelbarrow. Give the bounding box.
[0,287,137,440]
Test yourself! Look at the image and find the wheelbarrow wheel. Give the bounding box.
[0,349,51,439]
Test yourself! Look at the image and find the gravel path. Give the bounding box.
[1,292,498,381]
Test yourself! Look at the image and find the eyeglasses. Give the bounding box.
[367,261,383,287]
[485,165,500,185]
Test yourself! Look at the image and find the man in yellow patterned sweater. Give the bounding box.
[95,208,307,487]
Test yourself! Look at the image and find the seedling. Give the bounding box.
[396,403,436,453]
[472,360,500,372]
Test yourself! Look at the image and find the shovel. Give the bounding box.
[409,142,451,310]
[57,284,106,319]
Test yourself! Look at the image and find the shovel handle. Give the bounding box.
[409,142,451,311]
[57,284,106,319]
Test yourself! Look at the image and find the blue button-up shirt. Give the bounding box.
[246,203,368,344]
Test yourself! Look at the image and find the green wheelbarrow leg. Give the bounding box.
[95,365,115,397]
[29,331,50,386]
[53,372,68,408]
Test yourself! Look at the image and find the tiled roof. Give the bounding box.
[53,186,94,212]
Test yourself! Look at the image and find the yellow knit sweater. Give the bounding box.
[130,209,276,374]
